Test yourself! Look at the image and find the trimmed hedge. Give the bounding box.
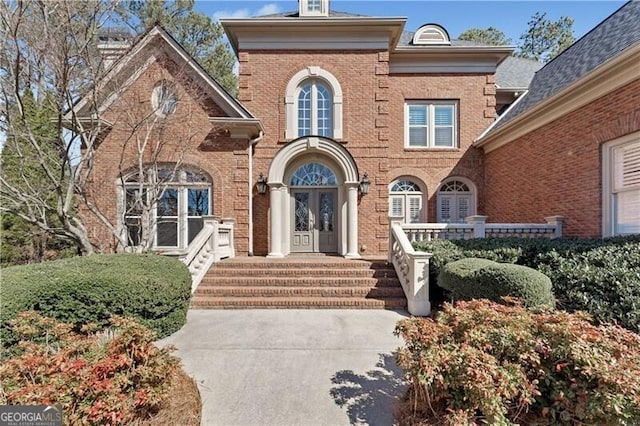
[415,235,640,331]
[439,258,554,308]
[1,254,191,353]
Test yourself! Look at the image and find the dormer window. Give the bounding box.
[299,0,329,17]
[412,24,451,45]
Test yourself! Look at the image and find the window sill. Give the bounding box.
[403,146,460,152]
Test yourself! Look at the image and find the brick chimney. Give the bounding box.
[97,27,132,70]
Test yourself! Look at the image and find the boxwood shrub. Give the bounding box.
[414,235,640,331]
[1,254,191,353]
[439,258,554,308]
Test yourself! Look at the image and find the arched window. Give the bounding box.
[389,178,425,223]
[285,67,343,140]
[437,178,475,223]
[123,166,211,249]
[290,163,337,186]
[297,81,332,137]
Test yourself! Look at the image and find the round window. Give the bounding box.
[151,83,177,117]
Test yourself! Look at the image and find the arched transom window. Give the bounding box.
[123,166,211,249]
[298,81,332,137]
[389,178,424,223]
[290,163,337,186]
[437,178,475,223]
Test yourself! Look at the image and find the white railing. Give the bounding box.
[181,217,235,292]
[388,222,432,316]
[400,215,564,243]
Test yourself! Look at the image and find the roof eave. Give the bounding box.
[475,42,640,152]
[209,117,265,139]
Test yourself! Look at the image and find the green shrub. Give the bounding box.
[1,254,191,353]
[0,311,179,424]
[439,258,554,309]
[395,299,640,426]
[415,235,640,331]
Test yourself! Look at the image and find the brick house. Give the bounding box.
[74,0,639,261]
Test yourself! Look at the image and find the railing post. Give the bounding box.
[408,252,432,316]
[211,218,220,261]
[545,215,564,238]
[223,218,236,257]
[388,215,404,262]
[466,215,488,238]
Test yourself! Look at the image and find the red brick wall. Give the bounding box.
[85,55,250,253]
[240,49,495,254]
[387,73,495,222]
[484,79,640,237]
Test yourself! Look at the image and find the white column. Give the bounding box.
[345,183,360,259]
[267,183,285,258]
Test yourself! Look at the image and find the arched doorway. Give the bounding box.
[267,136,360,258]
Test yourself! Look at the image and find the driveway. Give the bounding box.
[160,309,409,426]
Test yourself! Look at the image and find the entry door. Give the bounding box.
[291,189,337,253]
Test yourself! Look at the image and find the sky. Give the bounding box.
[196,0,627,44]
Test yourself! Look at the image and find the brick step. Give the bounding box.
[212,261,392,270]
[193,286,405,298]
[189,296,408,310]
[205,268,397,278]
[197,277,402,287]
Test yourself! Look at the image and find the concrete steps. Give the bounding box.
[190,257,407,310]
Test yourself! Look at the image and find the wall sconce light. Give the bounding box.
[256,173,268,194]
[359,172,371,195]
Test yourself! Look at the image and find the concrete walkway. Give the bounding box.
[160,309,409,426]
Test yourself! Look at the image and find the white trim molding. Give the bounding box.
[602,131,640,237]
[285,67,343,140]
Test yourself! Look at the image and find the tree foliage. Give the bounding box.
[516,12,575,62]
[123,0,237,94]
[458,27,511,46]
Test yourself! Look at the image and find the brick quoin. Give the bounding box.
[484,78,640,237]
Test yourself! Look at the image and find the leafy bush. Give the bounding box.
[439,258,554,308]
[415,235,640,331]
[1,254,191,353]
[395,299,640,426]
[0,312,179,424]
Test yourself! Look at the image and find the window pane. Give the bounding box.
[157,189,178,216]
[298,85,311,137]
[126,217,141,246]
[434,106,453,125]
[295,192,310,232]
[319,192,334,232]
[409,128,428,146]
[390,196,404,217]
[188,189,209,216]
[126,188,145,215]
[157,220,178,247]
[188,218,204,244]
[439,197,452,222]
[434,127,453,147]
[290,163,337,186]
[408,105,427,126]
[409,196,422,223]
[316,85,332,137]
[615,190,640,235]
[458,196,470,223]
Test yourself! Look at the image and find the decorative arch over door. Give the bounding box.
[266,136,360,258]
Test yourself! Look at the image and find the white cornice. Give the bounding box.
[475,42,640,153]
[389,48,512,74]
[209,117,265,139]
[221,17,406,54]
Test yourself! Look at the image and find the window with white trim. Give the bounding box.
[437,178,475,223]
[123,167,211,249]
[389,179,424,223]
[297,80,332,137]
[604,135,640,236]
[285,67,343,140]
[299,0,328,16]
[405,101,457,148]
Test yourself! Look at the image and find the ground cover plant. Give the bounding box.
[1,253,192,355]
[395,299,640,426]
[0,312,184,424]
[414,235,640,331]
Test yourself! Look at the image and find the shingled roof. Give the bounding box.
[495,56,543,89]
[489,0,640,133]
[254,10,368,18]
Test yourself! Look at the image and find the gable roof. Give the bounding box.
[66,25,261,131]
[481,1,640,138]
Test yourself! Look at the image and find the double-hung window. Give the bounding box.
[405,101,457,148]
